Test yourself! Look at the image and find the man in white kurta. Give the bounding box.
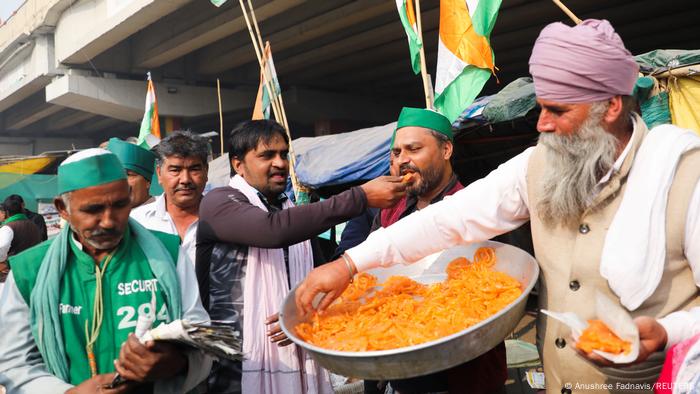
[295,19,700,394]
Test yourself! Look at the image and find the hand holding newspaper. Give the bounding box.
[140,319,243,361]
[109,292,243,388]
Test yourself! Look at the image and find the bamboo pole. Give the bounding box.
[652,63,700,78]
[238,0,283,124]
[238,0,306,199]
[244,0,299,177]
[216,78,225,156]
[414,0,433,109]
[246,0,291,135]
[552,0,582,25]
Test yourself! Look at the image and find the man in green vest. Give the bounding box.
[0,148,211,393]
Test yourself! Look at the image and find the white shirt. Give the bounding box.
[348,138,700,348]
[0,226,14,262]
[130,194,198,266]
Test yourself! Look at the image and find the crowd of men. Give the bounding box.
[1,17,700,394]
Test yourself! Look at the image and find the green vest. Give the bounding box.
[11,228,180,385]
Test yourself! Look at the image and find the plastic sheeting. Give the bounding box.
[0,173,57,211]
[482,77,536,123]
[668,76,700,135]
[635,49,700,71]
[292,122,395,188]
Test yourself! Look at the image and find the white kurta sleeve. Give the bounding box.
[154,247,213,394]
[347,147,534,272]
[658,179,700,348]
[0,226,15,262]
[0,272,74,394]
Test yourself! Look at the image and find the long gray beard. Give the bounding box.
[536,104,619,229]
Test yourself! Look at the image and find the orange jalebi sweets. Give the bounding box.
[576,320,631,355]
[296,247,522,352]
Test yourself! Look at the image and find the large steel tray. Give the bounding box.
[279,241,539,380]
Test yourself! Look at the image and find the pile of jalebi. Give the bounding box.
[576,320,631,355]
[295,247,523,352]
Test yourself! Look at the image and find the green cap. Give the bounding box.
[391,107,453,148]
[106,137,157,180]
[58,148,127,194]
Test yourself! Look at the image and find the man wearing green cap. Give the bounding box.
[0,148,211,393]
[107,138,157,208]
[363,108,506,394]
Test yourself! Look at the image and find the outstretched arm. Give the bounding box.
[296,147,534,314]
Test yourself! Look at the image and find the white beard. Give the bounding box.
[536,103,619,229]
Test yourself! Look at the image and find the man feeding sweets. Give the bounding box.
[296,19,700,393]
[0,149,211,393]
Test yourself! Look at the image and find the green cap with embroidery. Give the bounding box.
[57,148,127,194]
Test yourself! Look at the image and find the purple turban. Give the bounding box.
[529,19,638,103]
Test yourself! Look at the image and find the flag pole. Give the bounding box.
[238,0,307,202]
[552,0,582,24]
[414,0,433,109]
[246,0,290,135]
[237,0,282,124]
[216,78,225,157]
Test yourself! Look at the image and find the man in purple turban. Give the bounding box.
[295,19,700,394]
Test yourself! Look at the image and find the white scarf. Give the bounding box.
[229,175,332,394]
[601,124,700,310]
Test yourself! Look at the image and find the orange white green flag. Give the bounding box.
[434,0,501,122]
[137,73,161,147]
[396,0,422,74]
[252,42,280,120]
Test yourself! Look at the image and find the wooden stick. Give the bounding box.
[247,0,291,136]
[238,0,282,124]
[216,78,224,156]
[239,0,306,198]
[414,0,433,109]
[245,2,299,176]
[552,0,582,25]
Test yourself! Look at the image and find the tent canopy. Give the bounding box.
[292,123,395,189]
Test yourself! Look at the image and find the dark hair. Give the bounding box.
[228,120,289,160]
[3,196,24,216]
[427,130,451,147]
[7,194,23,204]
[154,130,209,167]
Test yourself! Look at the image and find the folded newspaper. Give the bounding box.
[140,319,244,361]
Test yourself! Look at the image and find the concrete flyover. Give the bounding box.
[0,0,698,154]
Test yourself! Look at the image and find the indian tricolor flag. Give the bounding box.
[396,0,422,74]
[434,0,501,122]
[252,42,280,120]
[137,73,161,147]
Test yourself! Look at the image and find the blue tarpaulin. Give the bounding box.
[292,122,395,188]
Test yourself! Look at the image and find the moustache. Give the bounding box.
[87,228,121,238]
[174,184,196,192]
[399,164,420,176]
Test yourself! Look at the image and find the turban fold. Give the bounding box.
[528,19,638,103]
[58,149,126,194]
